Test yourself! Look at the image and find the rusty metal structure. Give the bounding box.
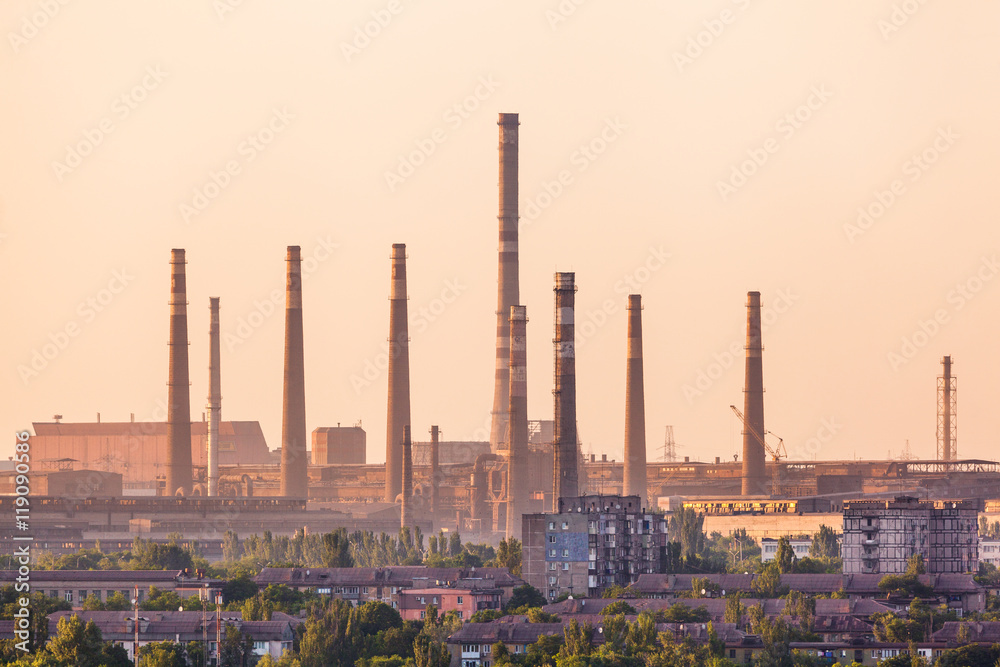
[741,291,767,496]
[207,297,221,497]
[553,273,578,508]
[166,249,193,497]
[938,356,957,462]
[385,243,411,503]
[506,305,529,539]
[490,113,520,452]
[401,425,413,529]
[280,246,307,498]
[622,295,647,505]
[430,425,440,521]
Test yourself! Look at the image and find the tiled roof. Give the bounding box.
[255,566,523,589]
[0,570,184,583]
[45,610,299,642]
[932,622,1000,643]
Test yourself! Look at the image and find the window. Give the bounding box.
[562,563,569,571]
[483,644,491,654]
[433,596,438,605]
[549,577,556,585]
[457,596,464,604]
[548,522,555,530]
[548,535,556,543]
[562,522,568,530]
[549,563,556,571]
[549,549,556,557]
[65,591,73,602]
[79,590,87,603]
[420,611,426,619]
[456,611,463,619]
[562,549,569,558]
[254,641,267,651]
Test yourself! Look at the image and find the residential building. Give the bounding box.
[842,496,980,575]
[522,494,668,600]
[0,569,223,608]
[398,584,501,621]
[980,539,1000,568]
[760,538,813,562]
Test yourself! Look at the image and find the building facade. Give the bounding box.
[522,494,668,600]
[842,497,980,575]
[398,584,501,621]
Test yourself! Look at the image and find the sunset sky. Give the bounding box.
[2,1,999,466]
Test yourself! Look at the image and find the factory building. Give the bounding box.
[312,425,366,465]
[842,496,981,575]
[522,494,668,600]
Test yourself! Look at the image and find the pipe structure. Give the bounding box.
[622,294,647,505]
[385,243,411,502]
[206,297,221,497]
[430,425,440,521]
[741,291,766,496]
[506,305,528,540]
[166,249,193,496]
[938,356,957,461]
[280,246,307,498]
[552,273,578,508]
[401,425,412,529]
[490,113,520,451]
[472,453,501,523]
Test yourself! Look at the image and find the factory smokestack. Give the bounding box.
[490,113,520,451]
[206,297,221,497]
[506,305,528,540]
[938,356,957,461]
[622,294,647,505]
[741,291,766,496]
[280,246,307,498]
[385,243,411,502]
[553,273,578,508]
[430,425,440,521]
[166,249,193,496]
[401,425,412,529]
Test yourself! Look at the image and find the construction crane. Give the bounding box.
[729,405,787,496]
[729,405,787,461]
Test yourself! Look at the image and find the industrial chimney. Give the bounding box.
[206,297,221,497]
[553,273,578,508]
[166,249,193,496]
[385,243,411,502]
[490,113,520,451]
[506,305,529,539]
[430,425,440,521]
[741,291,766,496]
[401,425,412,529]
[938,356,957,461]
[280,246,307,498]
[622,294,647,505]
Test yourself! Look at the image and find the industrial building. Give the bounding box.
[522,494,668,600]
[842,496,981,575]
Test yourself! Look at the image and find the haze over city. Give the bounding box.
[3,1,999,466]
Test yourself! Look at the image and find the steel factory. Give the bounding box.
[7,112,1000,554]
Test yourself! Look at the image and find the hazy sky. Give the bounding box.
[3,1,999,468]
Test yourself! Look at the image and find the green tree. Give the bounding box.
[775,537,796,574]
[505,584,546,611]
[448,533,462,557]
[752,561,784,598]
[871,611,923,642]
[906,554,926,576]
[601,601,636,616]
[724,593,746,626]
[322,528,354,568]
[809,525,839,559]
[136,641,187,667]
[223,573,259,605]
[493,538,522,576]
[46,615,105,667]
[559,620,593,659]
[220,623,254,667]
[669,507,705,560]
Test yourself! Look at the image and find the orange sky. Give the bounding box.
[2,1,999,466]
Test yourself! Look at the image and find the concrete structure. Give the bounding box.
[842,496,980,575]
[166,249,193,496]
[0,469,122,498]
[312,425,366,465]
[741,291,766,497]
[430,425,440,521]
[506,305,528,540]
[280,246,307,498]
[552,273,578,507]
[491,112,520,452]
[401,425,413,529]
[385,243,411,502]
[522,494,668,600]
[207,297,221,497]
[938,355,957,461]
[760,537,815,562]
[980,539,1000,568]
[622,294,647,504]
[399,584,501,621]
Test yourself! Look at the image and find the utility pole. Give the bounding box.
[133,585,139,666]
[215,593,223,666]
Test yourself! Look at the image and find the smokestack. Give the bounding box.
[741,291,766,496]
[280,246,307,498]
[506,305,529,539]
[385,243,411,502]
[166,249,193,496]
[623,295,647,505]
[938,356,957,461]
[206,297,221,497]
[401,425,412,529]
[553,273,578,507]
[490,113,520,451]
[430,425,440,520]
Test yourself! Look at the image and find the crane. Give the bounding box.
[729,405,786,461]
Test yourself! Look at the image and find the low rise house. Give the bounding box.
[399,584,502,621]
[760,538,813,562]
[0,569,223,608]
